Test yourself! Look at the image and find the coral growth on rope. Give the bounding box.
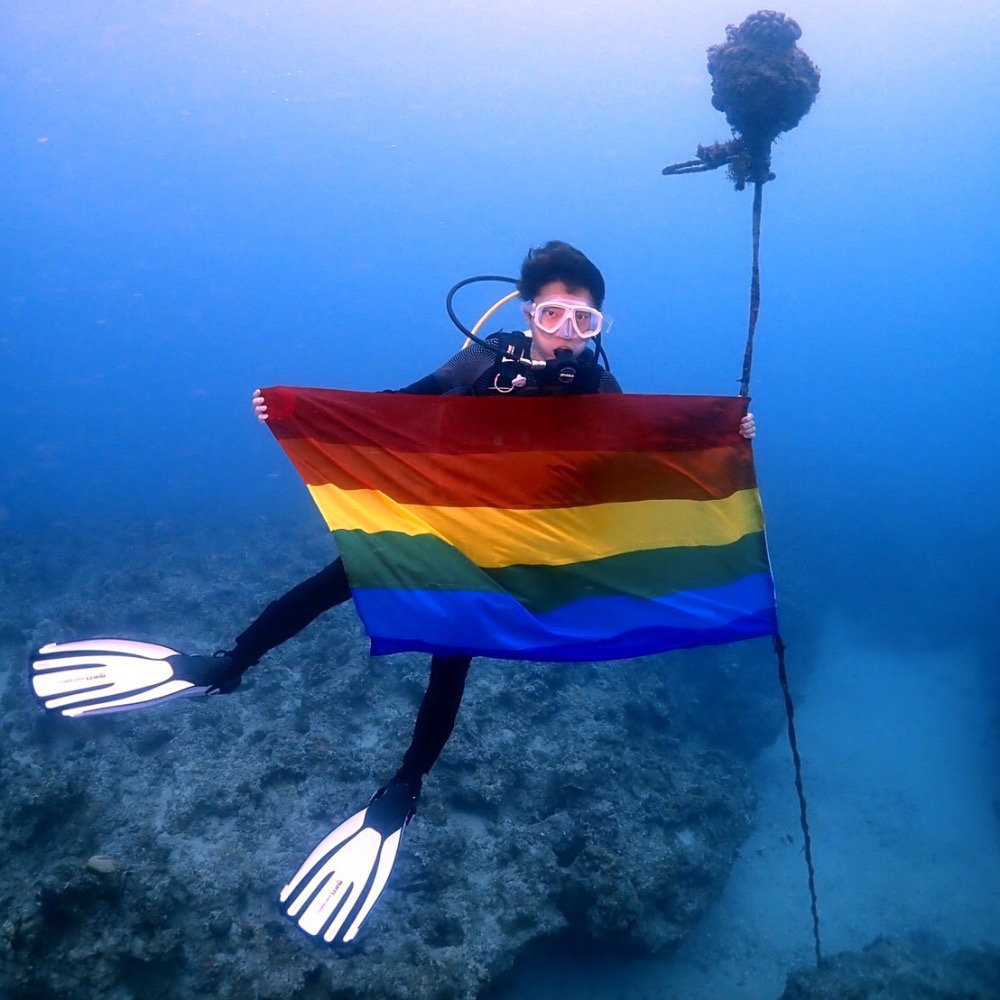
[663,10,820,189]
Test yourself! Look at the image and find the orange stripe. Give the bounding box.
[279,438,756,507]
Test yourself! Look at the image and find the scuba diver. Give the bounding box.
[31,240,756,947]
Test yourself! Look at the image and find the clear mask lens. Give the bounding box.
[531,300,603,338]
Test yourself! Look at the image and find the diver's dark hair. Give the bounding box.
[518,240,605,309]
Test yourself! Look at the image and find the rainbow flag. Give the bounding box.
[263,387,777,661]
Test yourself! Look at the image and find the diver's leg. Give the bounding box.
[279,656,471,944]
[225,557,353,672]
[278,653,471,944]
[30,559,356,716]
[390,653,473,795]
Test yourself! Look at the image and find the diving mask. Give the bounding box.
[529,299,604,339]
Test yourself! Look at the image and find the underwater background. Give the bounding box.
[3,1,999,998]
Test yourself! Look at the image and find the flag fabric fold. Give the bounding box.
[263,386,778,661]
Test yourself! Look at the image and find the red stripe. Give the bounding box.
[263,387,749,455]
[280,438,756,506]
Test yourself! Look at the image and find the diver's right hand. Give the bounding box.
[252,389,269,422]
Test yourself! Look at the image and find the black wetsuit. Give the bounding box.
[230,334,621,793]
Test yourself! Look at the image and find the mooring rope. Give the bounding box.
[740,173,824,967]
[739,180,763,398]
[661,9,824,967]
[774,634,823,966]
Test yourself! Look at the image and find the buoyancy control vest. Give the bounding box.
[470,331,606,396]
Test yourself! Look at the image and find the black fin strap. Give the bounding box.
[775,633,823,967]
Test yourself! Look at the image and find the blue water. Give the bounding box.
[6,2,998,640]
[4,1,999,995]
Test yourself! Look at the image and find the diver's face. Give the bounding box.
[525,281,595,361]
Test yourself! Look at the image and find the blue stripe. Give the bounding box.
[353,573,777,662]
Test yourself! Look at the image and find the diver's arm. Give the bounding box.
[393,341,498,395]
[249,342,495,417]
[393,373,445,395]
[597,371,623,393]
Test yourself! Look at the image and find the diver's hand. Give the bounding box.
[252,389,269,423]
[739,413,756,439]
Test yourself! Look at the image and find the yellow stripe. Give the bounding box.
[306,484,765,569]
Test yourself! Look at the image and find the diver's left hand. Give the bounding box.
[739,413,756,439]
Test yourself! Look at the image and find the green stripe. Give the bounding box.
[334,529,770,615]
[336,530,505,594]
